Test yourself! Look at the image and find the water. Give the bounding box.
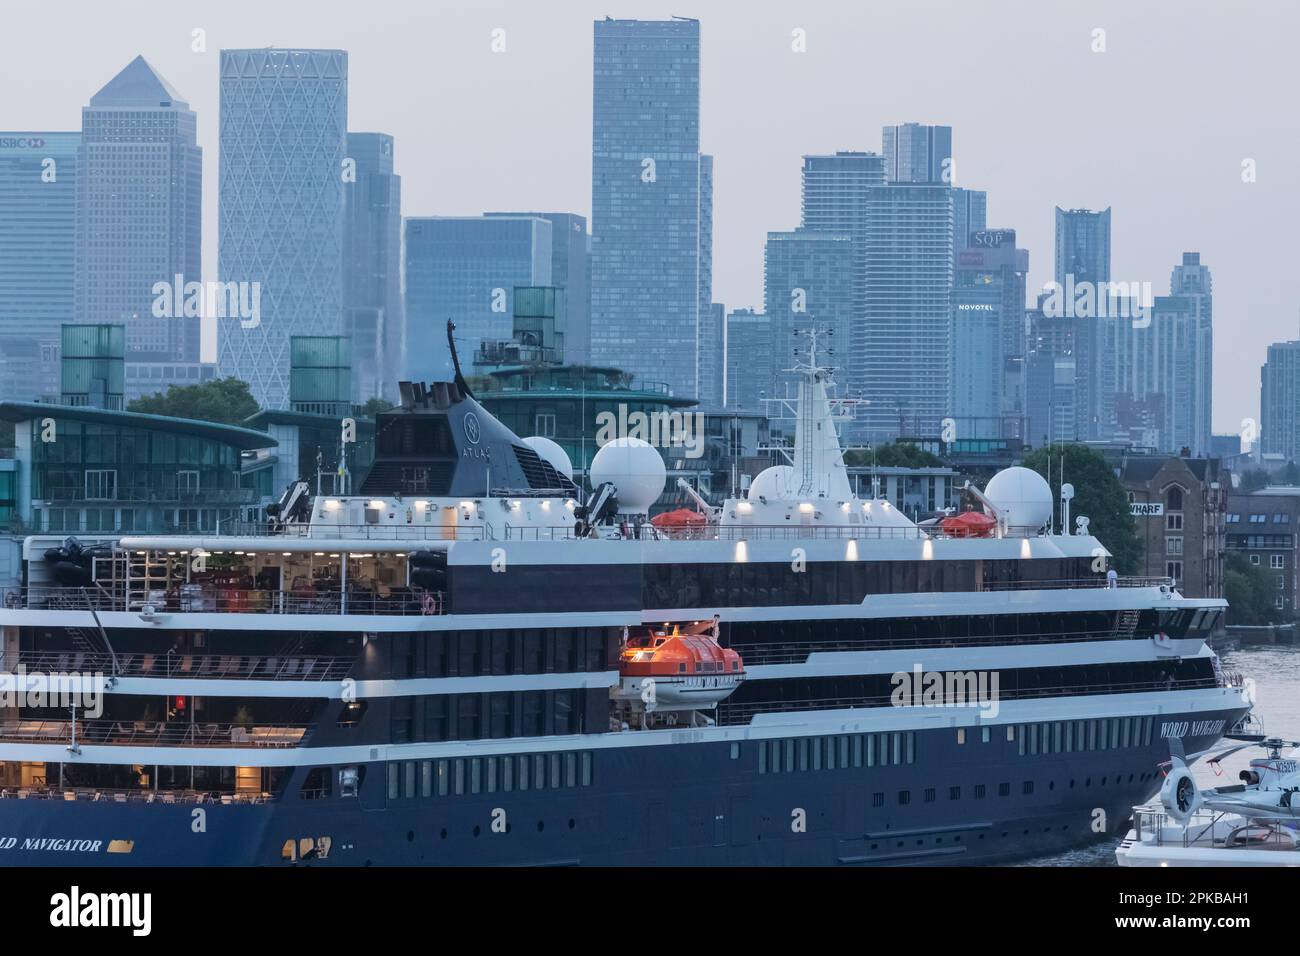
[1018,642,1300,866]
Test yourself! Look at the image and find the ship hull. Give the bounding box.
[0,705,1245,866]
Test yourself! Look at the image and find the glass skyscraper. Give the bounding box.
[218,49,348,410]
[590,17,708,399]
[723,309,772,412]
[1054,206,1111,287]
[343,131,401,403]
[764,230,856,405]
[404,216,552,384]
[76,56,201,367]
[858,183,954,442]
[882,123,953,185]
[0,131,78,402]
[486,212,590,365]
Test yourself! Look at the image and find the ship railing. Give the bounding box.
[0,787,274,805]
[2,650,353,682]
[0,719,309,748]
[979,576,1174,591]
[1217,670,1247,689]
[716,676,1220,724]
[4,586,447,616]
[732,625,1146,665]
[1131,803,1294,850]
[217,521,489,541]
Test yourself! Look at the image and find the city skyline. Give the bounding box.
[0,0,1293,434]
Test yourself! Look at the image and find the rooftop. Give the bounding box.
[0,401,276,451]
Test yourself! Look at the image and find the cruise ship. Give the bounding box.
[0,326,1253,866]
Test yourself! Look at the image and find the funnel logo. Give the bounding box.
[463,412,481,444]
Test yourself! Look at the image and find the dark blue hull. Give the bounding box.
[0,706,1245,866]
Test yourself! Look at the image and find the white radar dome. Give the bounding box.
[983,466,1053,531]
[522,436,574,480]
[589,437,666,514]
[748,465,797,501]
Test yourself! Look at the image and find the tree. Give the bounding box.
[1021,444,1142,574]
[1223,552,1282,625]
[1283,461,1300,486]
[1239,468,1270,493]
[844,442,944,469]
[357,397,395,418]
[128,377,260,425]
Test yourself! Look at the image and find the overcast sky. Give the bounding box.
[1,0,1292,435]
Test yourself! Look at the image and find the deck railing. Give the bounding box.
[0,787,273,805]
[4,650,352,682]
[0,719,308,748]
[4,586,446,616]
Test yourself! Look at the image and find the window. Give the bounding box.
[177,470,200,495]
[1226,513,1240,524]
[1165,487,1183,512]
[1165,537,1183,555]
[1166,561,1183,581]
[1276,513,1292,524]
[1250,554,1261,566]
[1271,554,1285,569]
[1250,514,1267,524]
[534,413,557,437]
[84,469,117,500]
[1166,513,1184,531]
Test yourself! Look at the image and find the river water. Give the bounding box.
[1019,641,1300,866]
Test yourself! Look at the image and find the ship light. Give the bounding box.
[735,540,749,563]
[314,552,325,557]
[541,500,551,510]
[324,499,341,512]
[414,500,429,510]
[282,552,292,557]
[846,539,859,561]
[840,502,850,512]
[1020,538,1032,559]
[798,502,814,513]
[510,500,522,510]
[736,501,753,514]
[922,539,934,560]
[565,499,576,510]
[368,500,385,510]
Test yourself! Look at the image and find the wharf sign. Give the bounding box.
[1130,502,1164,517]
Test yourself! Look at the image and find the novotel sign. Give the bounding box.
[0,137,46,149]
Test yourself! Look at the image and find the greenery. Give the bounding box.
[1021,444,1142,574]
[129,377,260,425]
[1223,552,1284,625]
[357,397,395,418]
[1239,468,1271,493]
[844,442,944,469]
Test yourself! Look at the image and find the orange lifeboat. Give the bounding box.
[939,510,997,538]
[614,619,744,710]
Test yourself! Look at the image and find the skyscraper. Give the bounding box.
[404,216,552,383]
[952,187,987,260]
[697,302,725,409]
[1054,206,1111,287]
[723,309,772,412]
[486,212,590,364]
[764,231,856,403]
[858,182,954,442]
[1050,206,1113,440]
[590,17,707,399]
[950,229,1029,438]
[1108,254,1213,454]
[76,56,201,367]
[343,132,401,403]
[218,49,348,409]
[882,123,953,184]
[0,131,78,402]
[1262,340,1300,462]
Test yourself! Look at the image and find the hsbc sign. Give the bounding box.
[0,137,46,149]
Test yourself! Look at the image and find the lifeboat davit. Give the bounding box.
[614,619,744,710]
[939,510,997,538]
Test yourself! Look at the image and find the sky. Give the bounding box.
[1,0,1294,436]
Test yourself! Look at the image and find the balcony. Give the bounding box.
[0,719,308,748]
[5,585,446,616]
[8,650,353,681]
